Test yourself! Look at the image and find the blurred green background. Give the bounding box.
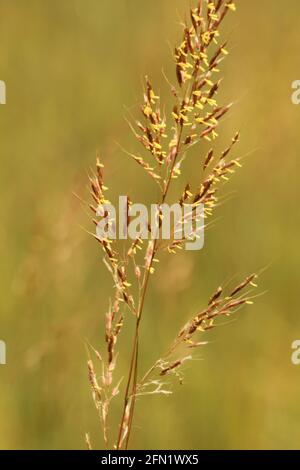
[0,0,299,450]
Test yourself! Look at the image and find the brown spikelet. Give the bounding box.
[204,149,214,170]
[229,274,257,298]
[208,286,223,305]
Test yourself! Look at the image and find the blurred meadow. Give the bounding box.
[0,0,300,449]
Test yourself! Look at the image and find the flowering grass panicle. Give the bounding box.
[84,0,258,450]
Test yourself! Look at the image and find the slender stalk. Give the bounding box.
[117,124,184,449]
[116,242,157,449]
